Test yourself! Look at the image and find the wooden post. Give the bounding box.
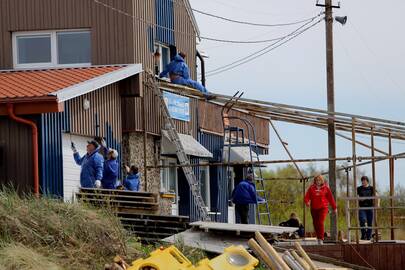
[294,242,318,270]
[352,118,359,244]
[248,238,279,270]
[370,127,378,242]
[345,199,351,243]
[255,232,290,270]
[389,133,395,240]
[142,92,148,191]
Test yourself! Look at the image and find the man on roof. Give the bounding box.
[159,52,213,99]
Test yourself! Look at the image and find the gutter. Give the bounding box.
[196,51,206,87]
[7,104,39,196]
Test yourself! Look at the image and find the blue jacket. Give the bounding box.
[74,148,104,188]
[102,159,119,189]
[159,54,190,79]
[123,173,140,191]
[232,179,259,205]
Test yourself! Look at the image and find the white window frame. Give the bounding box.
[160,157,178,194]
[12,29,91,69]
[199,162,211,211]
[154,43,171,75]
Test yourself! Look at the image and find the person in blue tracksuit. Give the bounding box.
[231,173,263,224]
[101,149,119,189]
[123,165,140,191]
[159,52,210,95]
[72,140,104,188]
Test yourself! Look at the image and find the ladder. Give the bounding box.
[222,93,272,225]
[148,75,210,221]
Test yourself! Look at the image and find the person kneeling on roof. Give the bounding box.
[231,172,264,224]
[101,149,119,189]
[159,52,211,96]
[122,165,140,191]
[71,140,104,189]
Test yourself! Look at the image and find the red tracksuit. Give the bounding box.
[304,183,337,240]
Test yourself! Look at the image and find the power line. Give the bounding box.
[200,35,287,44]
[205,17,324,76]
[192,8,324,27]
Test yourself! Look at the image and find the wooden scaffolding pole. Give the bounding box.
[352,118,359,243]
[389,133,395,240]
[370,127,378,242]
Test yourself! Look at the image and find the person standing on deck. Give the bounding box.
[231,173,263,224]
[304,175,337,244]
[357,176,375,240]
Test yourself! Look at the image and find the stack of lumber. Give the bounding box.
[249,232,349,270]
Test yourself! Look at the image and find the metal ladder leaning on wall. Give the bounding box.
[222,92,272,225]
[147,74,210,221]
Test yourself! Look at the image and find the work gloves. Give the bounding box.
[95,180,102,189]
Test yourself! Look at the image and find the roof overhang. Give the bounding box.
[52,64,142,102]
[222,146,259,163]
[161,130,213,158]
[182,0,201,39]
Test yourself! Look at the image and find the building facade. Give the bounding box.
[0,0,270,222]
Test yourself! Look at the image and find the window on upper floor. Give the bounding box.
[154,43,171,75]
[13,30,91,69]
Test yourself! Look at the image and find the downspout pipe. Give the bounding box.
[7,103,39,196]
[196,51,206,87]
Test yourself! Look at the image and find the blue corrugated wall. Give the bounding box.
[38,111,65,198]
[155,0,175,45]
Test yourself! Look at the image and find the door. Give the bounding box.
[62,133,93,202]
[160,158,179,215]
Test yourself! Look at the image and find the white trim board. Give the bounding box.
[52,64,143,102]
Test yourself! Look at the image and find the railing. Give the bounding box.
[343,195,405,243]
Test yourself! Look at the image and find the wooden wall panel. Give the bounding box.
[198,101,270,146]
[0,0,134,69]
[68,83,122,143]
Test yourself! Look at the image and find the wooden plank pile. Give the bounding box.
[249,232,349,270]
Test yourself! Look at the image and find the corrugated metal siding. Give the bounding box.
[0,0,134,69]
[198,131,228,222]
[174,0,197,79]
[68,83,122,143]
[123,87,198,137]
[198,101,270,146]
[0,116,35,193]
[155,0,175,45]
[39,112,64,197]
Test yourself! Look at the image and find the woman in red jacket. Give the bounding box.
[304,175,337,244]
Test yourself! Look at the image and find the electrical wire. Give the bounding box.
[200,35,289,44]
[205,17,324,77]
[192,8,324,27]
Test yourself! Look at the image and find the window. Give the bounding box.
[160,158,178,194]
[13,30,91,68]
[154,43,171,75]
[199,164,210,210]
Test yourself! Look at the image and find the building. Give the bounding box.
[0,0,269,223]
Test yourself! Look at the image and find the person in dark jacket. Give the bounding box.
[101,149,119,189]
[123,165,140,191]
[231,173,263,224]
[72,140,104,188]
[304,175,337,244]
[357,176,375,240]
[159,52,210,95]
[279,212,305,238]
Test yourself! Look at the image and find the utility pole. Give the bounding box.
[317,0,340,241]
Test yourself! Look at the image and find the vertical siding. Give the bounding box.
[122,87,198,137]
[0,116,35,193]
[0,0,134,69]
[39,112,64,197]
[174,0,197,79]
[155,0,175,45]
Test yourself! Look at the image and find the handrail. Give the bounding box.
[342,196,403,200]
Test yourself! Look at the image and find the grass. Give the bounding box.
[0,189,141,270]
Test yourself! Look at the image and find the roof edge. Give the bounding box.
[52,64,143,102]
[182,0,200,38]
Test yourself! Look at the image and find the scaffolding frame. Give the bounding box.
[152,82,405,241]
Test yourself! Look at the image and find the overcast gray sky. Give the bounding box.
[189,0,405,190]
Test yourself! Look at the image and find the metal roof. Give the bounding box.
[0,64,143,103]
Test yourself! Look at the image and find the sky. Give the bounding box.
[188,0,405,190]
